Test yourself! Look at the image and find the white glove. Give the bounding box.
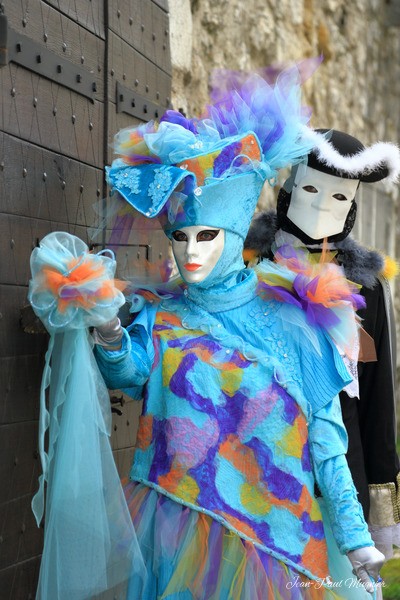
[92,317,123,350]
[347,546,385,593]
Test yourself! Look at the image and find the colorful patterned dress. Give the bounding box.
[95,267,373,600]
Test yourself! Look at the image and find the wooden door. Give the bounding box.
[0,1,171,597]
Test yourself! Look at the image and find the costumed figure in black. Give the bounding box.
[245,128,400,560]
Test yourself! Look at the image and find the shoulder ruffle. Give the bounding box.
[255,244,365,361]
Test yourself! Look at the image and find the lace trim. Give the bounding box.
[341,355,359,398]
[148,166,173,205]
[113,167,140,194]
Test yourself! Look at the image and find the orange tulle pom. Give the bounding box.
[40,254,122,312]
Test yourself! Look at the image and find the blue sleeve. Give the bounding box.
[94,303,157,394]
[309,396,374,554]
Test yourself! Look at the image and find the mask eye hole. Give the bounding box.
[332,193,348,201]
[172,230,188,242]
[197,230,220,242]
[302,185,318,193]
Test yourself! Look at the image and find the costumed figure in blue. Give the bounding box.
[244,129,400,566]
[29,72,385,599]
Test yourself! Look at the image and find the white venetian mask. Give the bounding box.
[287,165,359,240]
[171,225,225,284]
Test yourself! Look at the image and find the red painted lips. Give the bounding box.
[184,263,201,271]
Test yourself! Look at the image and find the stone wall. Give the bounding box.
[169,0,400,143]
[168,0,400,419]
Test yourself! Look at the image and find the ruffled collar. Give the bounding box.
[244,210,386,289]
[185,268,258,312]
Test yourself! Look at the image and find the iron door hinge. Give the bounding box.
[116,81,169,121]
[7,26,97,100]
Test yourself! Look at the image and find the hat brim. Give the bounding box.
[106,163,196,217]
[305,129,400,183]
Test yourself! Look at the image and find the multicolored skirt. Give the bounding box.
[124,480,352,600]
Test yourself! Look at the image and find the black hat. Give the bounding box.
[275,128,400,244]
[306,129,400,183]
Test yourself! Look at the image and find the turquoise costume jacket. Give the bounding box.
[95,268,373,582]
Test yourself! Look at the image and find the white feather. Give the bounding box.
[299,128,400,183]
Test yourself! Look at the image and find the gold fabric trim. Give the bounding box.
[368,476,400,527]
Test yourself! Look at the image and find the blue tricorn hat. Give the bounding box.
[106,127,266,239]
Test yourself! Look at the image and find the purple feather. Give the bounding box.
[160,110,198,134]
[128,154,162,164]
[257,281,302,309]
